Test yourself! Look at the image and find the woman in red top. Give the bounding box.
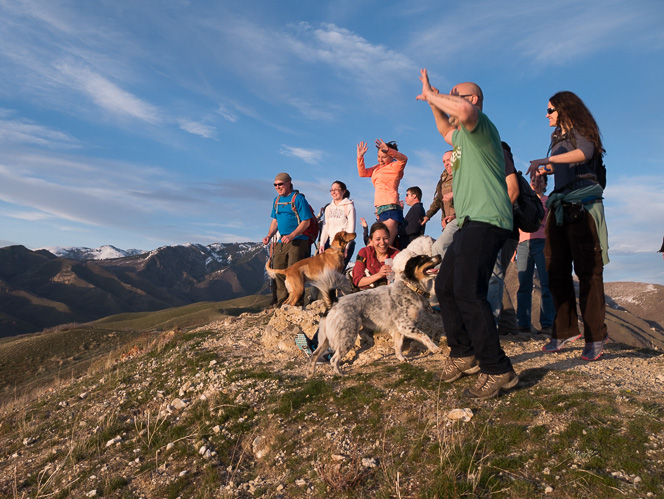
[352,222,400,289]
[357,139,408,246]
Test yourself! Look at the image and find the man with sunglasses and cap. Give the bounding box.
[263,172,312,306]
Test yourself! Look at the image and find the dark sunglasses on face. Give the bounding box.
[547,107,556,115]
[274,182,285,187]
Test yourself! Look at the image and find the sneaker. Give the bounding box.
[541,333,582,353]
[581,334,609,361]
[294,333,313,356]
[438,356,480,383]
[463,370,519,400]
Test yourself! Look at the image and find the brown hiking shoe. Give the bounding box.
[463,370,519,400]
[438,355,480,383]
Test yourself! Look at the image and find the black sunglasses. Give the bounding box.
[546,107,556,115]
[274,182,285,187]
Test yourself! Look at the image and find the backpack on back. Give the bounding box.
[513,171,545,233]
[593,154,607,189]
[273,190,320,246]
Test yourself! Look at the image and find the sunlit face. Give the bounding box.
[377,148,392,166]
[546,101,558,128]
[442,151,453,174]
[371,229,390,255]
[274,180,291,196]
[404,191,417,206]
[330,183,344,202]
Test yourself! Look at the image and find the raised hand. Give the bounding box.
[527,159,553,177]
[417,68,433,101]
[357,141,368,157]
[375,138,387,152]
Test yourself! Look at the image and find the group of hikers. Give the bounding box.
[264,69,609,400]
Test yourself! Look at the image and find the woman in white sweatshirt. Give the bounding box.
[318,180,356,268]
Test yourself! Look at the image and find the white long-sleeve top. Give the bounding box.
[319,198,356,247]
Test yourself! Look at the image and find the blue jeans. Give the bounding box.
[435,221,513,375]
[487,237,518,325]
[431,218,459,260]
[516,239,554,328]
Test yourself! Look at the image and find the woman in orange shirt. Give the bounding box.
[357,139,408,246]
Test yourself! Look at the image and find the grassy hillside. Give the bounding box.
[0,306,663,498]
[0,295,271,403]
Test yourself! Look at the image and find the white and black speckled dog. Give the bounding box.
[308,253,442,377]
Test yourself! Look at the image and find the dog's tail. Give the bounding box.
[265,259,286,279]
[311,268,351,310]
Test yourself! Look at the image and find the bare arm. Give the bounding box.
[506,173,519,204]
[416,69,478,140]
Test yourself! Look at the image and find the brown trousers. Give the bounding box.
[544,208,607,342]
[272,239,310,305]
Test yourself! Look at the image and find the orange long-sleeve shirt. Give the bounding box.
[357,149,408,207]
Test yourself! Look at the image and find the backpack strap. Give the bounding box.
[274,189,302,224]
[289,190,302,225]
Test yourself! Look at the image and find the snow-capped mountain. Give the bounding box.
[40,245,145,261]
[0,242,269,337]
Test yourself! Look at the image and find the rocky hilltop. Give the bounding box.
[1,302,663,498]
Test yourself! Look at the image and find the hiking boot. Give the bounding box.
[294,333,313,356]
[541,333,582,353]
[581,334,609,361]
[438,356,480,383]
[538,326,553,336]
[463,370,519,400]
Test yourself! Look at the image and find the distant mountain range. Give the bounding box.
[0,243,269,337]
[40,244,145,261]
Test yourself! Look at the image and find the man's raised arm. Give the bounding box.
[416,69,478,141]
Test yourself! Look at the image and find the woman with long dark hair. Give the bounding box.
[352,222,399,290]
[528,91,609,361]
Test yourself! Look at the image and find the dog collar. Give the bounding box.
[403,280,430,299]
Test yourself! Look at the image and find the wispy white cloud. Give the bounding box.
[0,115,80,149]
[406,0,661,69]
[178,120,217,139]
[604,175,664,255]
[55,62,162,124]
[217,104,238,123]
[3,210,55,222]
[280,145,323,165]
[292,22,417,78]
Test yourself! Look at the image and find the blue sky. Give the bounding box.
[0,0,663,284]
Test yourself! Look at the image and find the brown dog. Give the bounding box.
[266,231,356,307]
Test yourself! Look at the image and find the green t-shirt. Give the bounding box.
[451,111,513,230]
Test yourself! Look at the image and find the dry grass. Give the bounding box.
[1,305,663,498]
